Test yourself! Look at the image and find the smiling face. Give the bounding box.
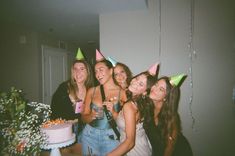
[150,79,167,103]
[95,62,112,85]
[114,65,127,86]
[128,74,147,96]
[72,62,88,84]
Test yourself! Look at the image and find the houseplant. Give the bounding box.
[0,87,51,155]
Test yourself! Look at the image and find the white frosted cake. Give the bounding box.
[41,119,73,144]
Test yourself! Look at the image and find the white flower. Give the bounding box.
[0,88,51,155]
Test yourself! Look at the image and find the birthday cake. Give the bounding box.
[41,119,73,144]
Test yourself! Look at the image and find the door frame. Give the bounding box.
[41,45,69,104]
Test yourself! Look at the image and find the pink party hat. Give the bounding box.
[96,49,105,61]
[76,48,85,60]
[107,56,117,67]
[170,74,187,86]
[148,62,160,76]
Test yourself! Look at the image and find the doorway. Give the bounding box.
[41,45,68,105]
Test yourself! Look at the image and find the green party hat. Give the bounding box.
[170,74,187,86]
[76,48,85,60]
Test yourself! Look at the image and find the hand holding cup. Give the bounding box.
[95,106,104,120]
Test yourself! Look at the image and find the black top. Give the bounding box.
[51,81,79,120]
[173,133,193,156]
[145,123,193,156]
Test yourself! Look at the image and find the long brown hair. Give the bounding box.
[126,71,155,121]
[113,62,133,87]
[67,60,94,101]
[157,77,181,147]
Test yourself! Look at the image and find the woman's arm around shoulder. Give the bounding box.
[120,88,127,105]
[51,81,68,119]
[107,101,137,156]
[164,123,178,156]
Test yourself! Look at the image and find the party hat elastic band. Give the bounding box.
[107,56,117,67]
[148,62,159,76]
[96,49,105,61]
[76,48,85,60]
[170,74,187,86]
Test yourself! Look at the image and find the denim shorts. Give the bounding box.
[81,124,119,156]
[73,122,84,143]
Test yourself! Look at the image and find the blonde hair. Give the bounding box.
[67,60,94,101]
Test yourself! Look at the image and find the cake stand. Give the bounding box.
[41,134,76,156]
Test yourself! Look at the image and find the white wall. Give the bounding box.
[100,0,235,155]
[100,0,159,74]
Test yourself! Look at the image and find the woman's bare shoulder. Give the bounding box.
[123,101,137,112]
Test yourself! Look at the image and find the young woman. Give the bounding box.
[113,62,133,90]
[81,59,126,156]
[144,76,193,156]
[107,71,155,156]
[50,59,93,154]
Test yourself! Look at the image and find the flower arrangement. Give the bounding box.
[0,87,51,156]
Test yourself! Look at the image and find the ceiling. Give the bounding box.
[1,0,147,47]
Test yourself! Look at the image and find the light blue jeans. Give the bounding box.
[73,122,84,143]
[81,124,119,156]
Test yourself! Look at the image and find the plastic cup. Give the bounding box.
[96,107,104,119]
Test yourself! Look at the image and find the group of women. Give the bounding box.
[50,49,193,156]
